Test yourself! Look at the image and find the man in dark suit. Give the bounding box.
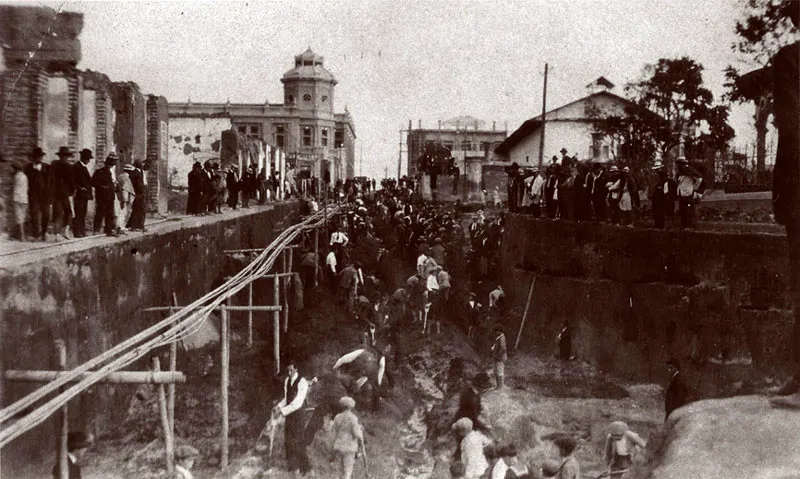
[72,149,93,238]
[665,358,690,420]
[127,159,147,231]
[51,146,76,239]
[52,431,93,478]
[24,146,54,241]
[226,165,240,209]
[464,292,482,340]
[92,153,118,236]
[186,161,203,214]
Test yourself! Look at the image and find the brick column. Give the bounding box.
[146,95,168,215]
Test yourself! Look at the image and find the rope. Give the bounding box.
[0,205,338,448]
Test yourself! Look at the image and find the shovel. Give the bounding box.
[360,438,370,479]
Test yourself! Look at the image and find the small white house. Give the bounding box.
[496,77,642,166]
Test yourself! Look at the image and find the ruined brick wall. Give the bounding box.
[167,116,232,188]
[146,95,169,214]
[111,82,147,165]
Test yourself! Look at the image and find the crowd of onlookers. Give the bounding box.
[311,178,695,479]
[9,146,148,241]
[504,150,706,229]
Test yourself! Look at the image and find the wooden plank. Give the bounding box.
[153,357,175,473]
[4,370,186,384]
[514,276,537,351]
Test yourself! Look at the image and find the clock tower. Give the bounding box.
[281,47,337,115]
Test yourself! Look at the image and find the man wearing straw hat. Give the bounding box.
[330,396,364,479]
[52,431,93,478]
[173,444,200,479]
[650,161,676,229]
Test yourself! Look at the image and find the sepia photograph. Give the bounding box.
[0,0,798,478]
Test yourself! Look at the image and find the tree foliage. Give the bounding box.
[590,57,732,176]
[733,0,799,65]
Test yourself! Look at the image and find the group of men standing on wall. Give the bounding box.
[186,160,270,215]
[11,146,148,241]
[505,150,705,229]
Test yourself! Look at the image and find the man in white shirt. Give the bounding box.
[274,362,311,476]
[676,159,704,229]
[326,248,338,290]
[424,269,440,335]
[11,162,28,241]
[330,226,349,247]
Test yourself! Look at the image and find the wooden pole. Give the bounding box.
[220,302,230,469]
[55,340,68,479]
[168,293,178,434]
[537,63,548,171]
[4,371,186,384]
[514,277,537,350]
[143,305,282,313]
[248,282,254,347]
[152,357,175,473]
[314,227,319,287]
[273,275,281,374]
[283,249,291,333]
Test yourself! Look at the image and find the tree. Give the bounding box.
[590,57,732,179]
[725,0,799,173]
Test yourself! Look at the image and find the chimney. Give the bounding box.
[418,119,422,129]
[492,121,496,131]
[408,120,412,131]
[438,120,442,130]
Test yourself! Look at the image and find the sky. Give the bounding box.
[17,0,771,178]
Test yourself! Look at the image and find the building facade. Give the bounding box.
[406,116,507,177]
[496,78,636,167]
[168,48,356,184]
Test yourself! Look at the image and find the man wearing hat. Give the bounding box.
[464,292,482,340]
[127,160,147,231]
[92,153,119,236]
[23,146,54,241]
[52,146,76,239]
[585,163,607,222]
[330,396,364,479]
[454,372,493,432]
[52,431,93,478]
[274,361,312,476]
[665,358,690,420]
[650,162,676,229]
[603,420,646,478]
[490,325,508,389]
[72,149,94,237]
[187,161,204,214]
[226,164,240,209]
[173,444,200,479]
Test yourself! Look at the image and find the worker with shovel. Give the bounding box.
[331,396,366,479]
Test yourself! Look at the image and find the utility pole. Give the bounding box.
[538,62,549,170]
[397,127,403,179]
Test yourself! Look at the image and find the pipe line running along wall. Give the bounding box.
[0,204,338,448]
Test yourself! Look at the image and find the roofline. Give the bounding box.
[495,90,656,155]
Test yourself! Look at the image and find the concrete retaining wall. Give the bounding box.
[501,215,793,386]
[0,202,299,476]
